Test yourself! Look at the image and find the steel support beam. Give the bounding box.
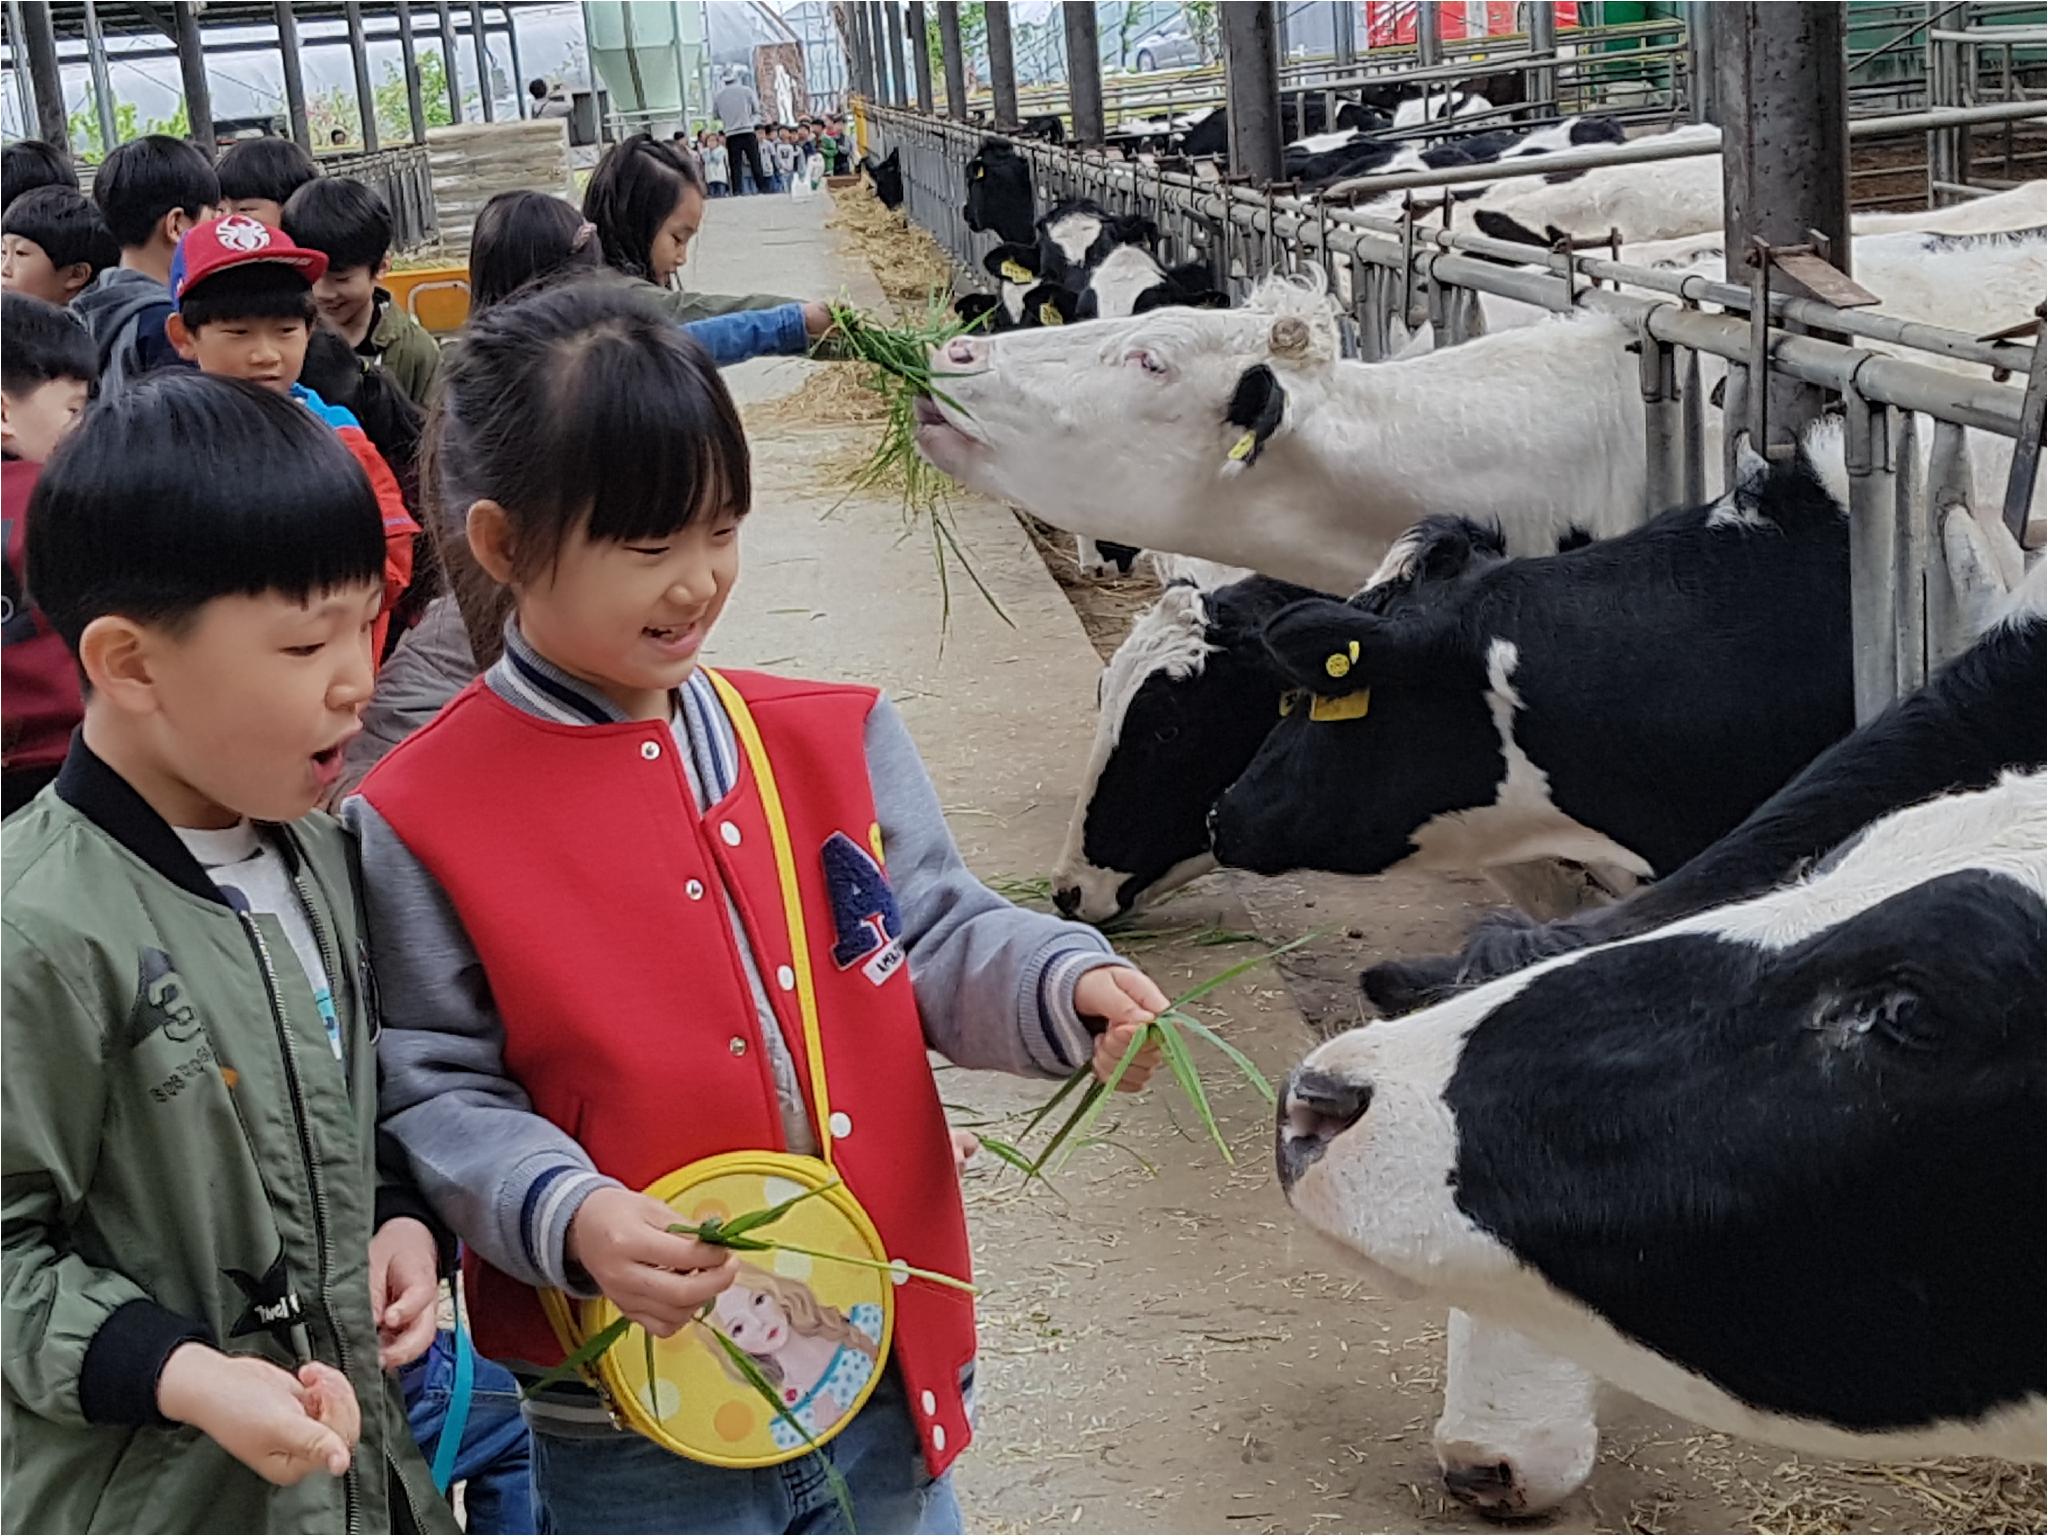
[938,1,968,119]
[1416,0,1442,67]
[1687,0,1719,123]
[20,0,71,154]
[345,2,380,151]
[394,0,427,143]
[1222,0,1282,181]
[908,0,935,112]
[1528,0,1557,110]
[885,1,909,106]
[504,6,526,118]
[171,0,213,144]
[470,0,494,120]
[81,0,119,152]
[986,1,1019,126]
[7,1,33,144]
[1717,2,1848,457]
[1064,2,1103,145]
[436,0,463,122]
[851,1,873,98]
[274,1,312,147]
[1333,0,1356,66]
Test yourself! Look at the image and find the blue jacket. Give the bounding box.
[678,303,810,366]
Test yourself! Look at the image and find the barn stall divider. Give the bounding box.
[861,100,2044,725]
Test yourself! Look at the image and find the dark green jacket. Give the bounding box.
[364,291,443,410]
[1,739,453,1534]
[592,263,797,324]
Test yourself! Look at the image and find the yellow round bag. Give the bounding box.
[541,1151,896,1468]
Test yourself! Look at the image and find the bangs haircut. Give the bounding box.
[281,175,392,272]
[429,280,749,584]
[2,291,97,393]
[3,186,118,276]
[93,135,219,248]
[215,135,319,207]
[467,190,600,314]
[27,371,383,654]
[580,133,704,280]
[177,261,318,330]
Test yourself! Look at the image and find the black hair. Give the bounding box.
[467,190,600,314]
[281,175,391,272]
[176,262,318,331]
[2,291,97,395]
[92,135,220,248]
[215,134,319,208]
[2,185,120,278]
[581,133,704,281]
[528,78,548,99]
[27,370,383,653]
[3,139,78,207]
[427,282,749,664]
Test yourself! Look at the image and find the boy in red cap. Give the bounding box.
[166,214,418,665]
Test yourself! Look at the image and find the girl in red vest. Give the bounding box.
[348,281,1167,1533]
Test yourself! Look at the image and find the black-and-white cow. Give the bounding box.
[1208,444,1854,889]
[862,148,903,208]
[963,137,1036,246]
[1278,767,2047,1471]
[1363,557,2048,1014]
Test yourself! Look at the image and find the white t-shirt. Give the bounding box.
[704,145,730,184]
[177,823,342,1063]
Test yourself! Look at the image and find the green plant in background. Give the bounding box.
[1183,0,1220,65]
[924,1,988,87]
[372,48,470,141]
[65,99,190,163]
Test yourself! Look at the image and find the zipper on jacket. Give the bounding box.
[237,910,361,1536]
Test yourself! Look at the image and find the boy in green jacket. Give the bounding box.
[1,370,453,1534]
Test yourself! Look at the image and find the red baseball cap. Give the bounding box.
[171,213,328,303]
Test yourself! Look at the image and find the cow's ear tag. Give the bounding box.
[1324,639,1360,679]
[1040,302,1065,326]
[1278,689,1302,717]
[1309,688,1371,723]
[1001,258,1033,282]
[1227,429,1258,463]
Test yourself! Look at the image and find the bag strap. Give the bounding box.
[429,1257,476,1495]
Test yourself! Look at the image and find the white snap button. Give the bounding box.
[720,822,742,846]
[685,879,705,900]
[931,1425,946,1452]
[776,965,795,992]
[828,1110,852,1139]
[728,1036,747,1057]
[888,1259,909,1286]
[640,740,661,760]
[920,1390,936,1416]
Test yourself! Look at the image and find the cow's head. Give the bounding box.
[1052,572,1315,922]
[915,277,1339,562]
[1209,520,1508,878]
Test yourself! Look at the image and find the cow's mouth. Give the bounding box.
[912,391,986,469]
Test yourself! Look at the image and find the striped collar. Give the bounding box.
[485,619,740,800]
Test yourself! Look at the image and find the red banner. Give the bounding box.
[1364,2,1580,49]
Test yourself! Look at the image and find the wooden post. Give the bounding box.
[346,2,380,151]
[938,1,968,119]
[171,0,213,147]
[395,0,427,143]
[986,1,1018,126]
[1064,2,1103,145]
[1221,0,1282,181]
[908,0,935,112]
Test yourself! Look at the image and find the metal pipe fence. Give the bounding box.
[864,103,2043,722]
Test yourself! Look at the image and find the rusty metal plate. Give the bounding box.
[1771,249,1882,308]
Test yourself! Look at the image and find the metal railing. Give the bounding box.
[864,102,2044,722]
[322,144,438,251]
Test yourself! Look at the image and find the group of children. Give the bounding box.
[1,123,1169,1536]
[687,117,849,198]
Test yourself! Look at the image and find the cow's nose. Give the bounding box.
[1276,1068,1373,1190]
[1051,884,1082,918]
[944,335,979,365]
[1442,1461,1523,1513]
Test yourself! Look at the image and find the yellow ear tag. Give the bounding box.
[1039,302,1065,326]
[1001,259,1033,283]
[1227,430,1258,463]
[1309,688,1372,723]
[1278,690,1301,717]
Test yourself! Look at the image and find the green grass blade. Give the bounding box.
[696,1321,859,1533]
[714,1178,843,1240]
[975,1134,1065,1196]
[1163,933,1317,1012]
[1047,1027,1151,1174]
[1028,1077,1107,1175]
[1019,1062,1092,1140]
[1153,1014,1232,1165]
[520,1313,633,1400]
[1165,1011,1278,1105]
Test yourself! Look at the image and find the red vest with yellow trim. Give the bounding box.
[356,670,975,1476]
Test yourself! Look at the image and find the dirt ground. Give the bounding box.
[747,189,2047,1536]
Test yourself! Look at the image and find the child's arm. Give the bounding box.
[862,695,1158,1078]
[680,304,820,367]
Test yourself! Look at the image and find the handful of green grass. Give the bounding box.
[1006,937,1313,1179]
[826,295,1010,629]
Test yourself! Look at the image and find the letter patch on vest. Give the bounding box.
[823,831,905,986]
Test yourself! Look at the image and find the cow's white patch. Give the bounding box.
[1045,211,1103,265]
[1435,1312,1602,1516]
[1404,639,1654,878]
[1087,243,1168,319]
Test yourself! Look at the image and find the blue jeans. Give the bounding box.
[404,1330,537,1534]
[531,1368,961,1534]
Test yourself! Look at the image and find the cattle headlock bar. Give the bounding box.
[859,102,2045,726]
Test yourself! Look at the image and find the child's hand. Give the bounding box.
[367,1216,440,1369]
[802,301,835,340]
[157,1343,357,1485]
[949,1128,980,1175]
[568,1186,740,1338]
[1075,966,1170,1092]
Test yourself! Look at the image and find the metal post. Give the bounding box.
[81,0,119,154]
[274,1,312,147]
[504,6,527,118]
[6,0,33,146]
[1416,0,1442,67]
[986,1,1019,127]
[1640,335,1684,515]
[1717,2,1848,457]
[395,0,427,143]
[470,0,494,121]
[885,1,909,106]
[1687,0,1719,123]
[1844,393,1898,724]
[850,1,872,99]
[1222,0,1282,182]
[436,0,464,123]
[1064,2,1103,144]
[938,1,968,119]
[171,0,213,146]
[861,2,883,101]
[1333,0,1356,66]
[20,0,67,155]
[908,1,934,112]
[346,2,380,152]
[1528,0,1557,111]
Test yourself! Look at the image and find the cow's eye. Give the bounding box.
[1126,348,1169,377]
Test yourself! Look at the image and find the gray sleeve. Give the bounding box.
[344,797,620,1295]
[866,694,1132,1079]
[339,595,476,799]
